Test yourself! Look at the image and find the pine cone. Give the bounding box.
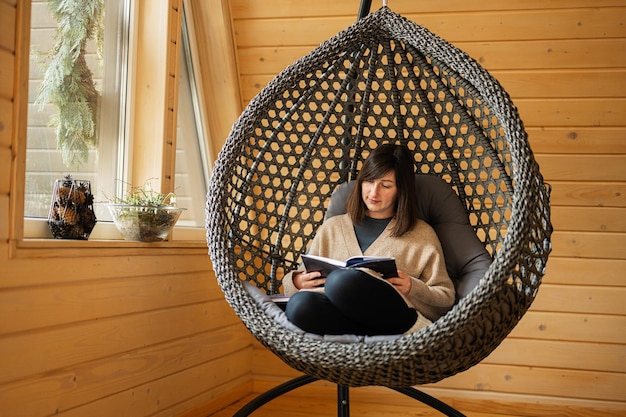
[61,207,80,224]
[57,187,71,200]
[62,174,74,188]
[70,190,87,204]
[51,205,61,221]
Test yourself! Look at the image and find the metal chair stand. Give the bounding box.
[233,374,466,417]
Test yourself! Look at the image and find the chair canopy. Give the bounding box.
[206,7,552,387]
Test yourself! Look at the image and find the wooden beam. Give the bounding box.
[130,0,182,195]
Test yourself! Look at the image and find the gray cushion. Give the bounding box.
[325,174,492,300]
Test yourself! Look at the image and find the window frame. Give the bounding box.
[21,0,210,244]
[11,0,242,255]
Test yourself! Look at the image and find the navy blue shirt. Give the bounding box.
[354,216,393,252]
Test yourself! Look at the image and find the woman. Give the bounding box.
[283,143,455,336]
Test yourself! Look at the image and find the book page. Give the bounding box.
[301,254,397,279]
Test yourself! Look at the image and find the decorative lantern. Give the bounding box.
[47,175,97,240]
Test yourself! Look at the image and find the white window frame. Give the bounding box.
[23,0,208,242]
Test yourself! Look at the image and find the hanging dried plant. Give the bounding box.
[35,0,104,168]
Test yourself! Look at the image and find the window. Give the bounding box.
[26,0,128,223]
[25,0,208,239]
[173,6,211,228]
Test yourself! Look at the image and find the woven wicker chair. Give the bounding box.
[206,5,552,416]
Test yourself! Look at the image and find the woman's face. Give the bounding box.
[361,170,398,219]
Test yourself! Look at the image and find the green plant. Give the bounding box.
[35,0,104,168]
[106,181,183,242]
[108,181,177,207]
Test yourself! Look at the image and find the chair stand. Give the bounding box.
[233,375,466,417]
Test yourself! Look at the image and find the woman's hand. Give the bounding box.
[292,270,326,290]
[387,270,412,296]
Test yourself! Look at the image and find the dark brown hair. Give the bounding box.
[346,143,418,236]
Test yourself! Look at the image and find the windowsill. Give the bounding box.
[18,218,208,255]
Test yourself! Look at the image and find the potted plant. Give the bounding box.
[106,182,186,242]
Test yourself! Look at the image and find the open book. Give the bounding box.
[301,254,398,279]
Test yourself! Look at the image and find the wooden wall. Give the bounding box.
[229,0,626,414]
[1,0,625,416]
[0,1,253,417]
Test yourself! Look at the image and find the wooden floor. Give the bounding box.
[208,384,532,417]
[204,377,625,417]
[210,396,523,417]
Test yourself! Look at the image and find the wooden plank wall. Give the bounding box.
[2,0,625,416]
[0,0,16,243]
[0,1,254,417]
[229,0,626,414]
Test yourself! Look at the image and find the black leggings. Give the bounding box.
[285,268,417,336]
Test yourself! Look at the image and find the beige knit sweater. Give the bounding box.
[282,214,455,322]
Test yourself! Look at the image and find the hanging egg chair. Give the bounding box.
[206,3,552,416]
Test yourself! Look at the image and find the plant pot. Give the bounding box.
[48,175,97,240]
[106,204,185,242]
